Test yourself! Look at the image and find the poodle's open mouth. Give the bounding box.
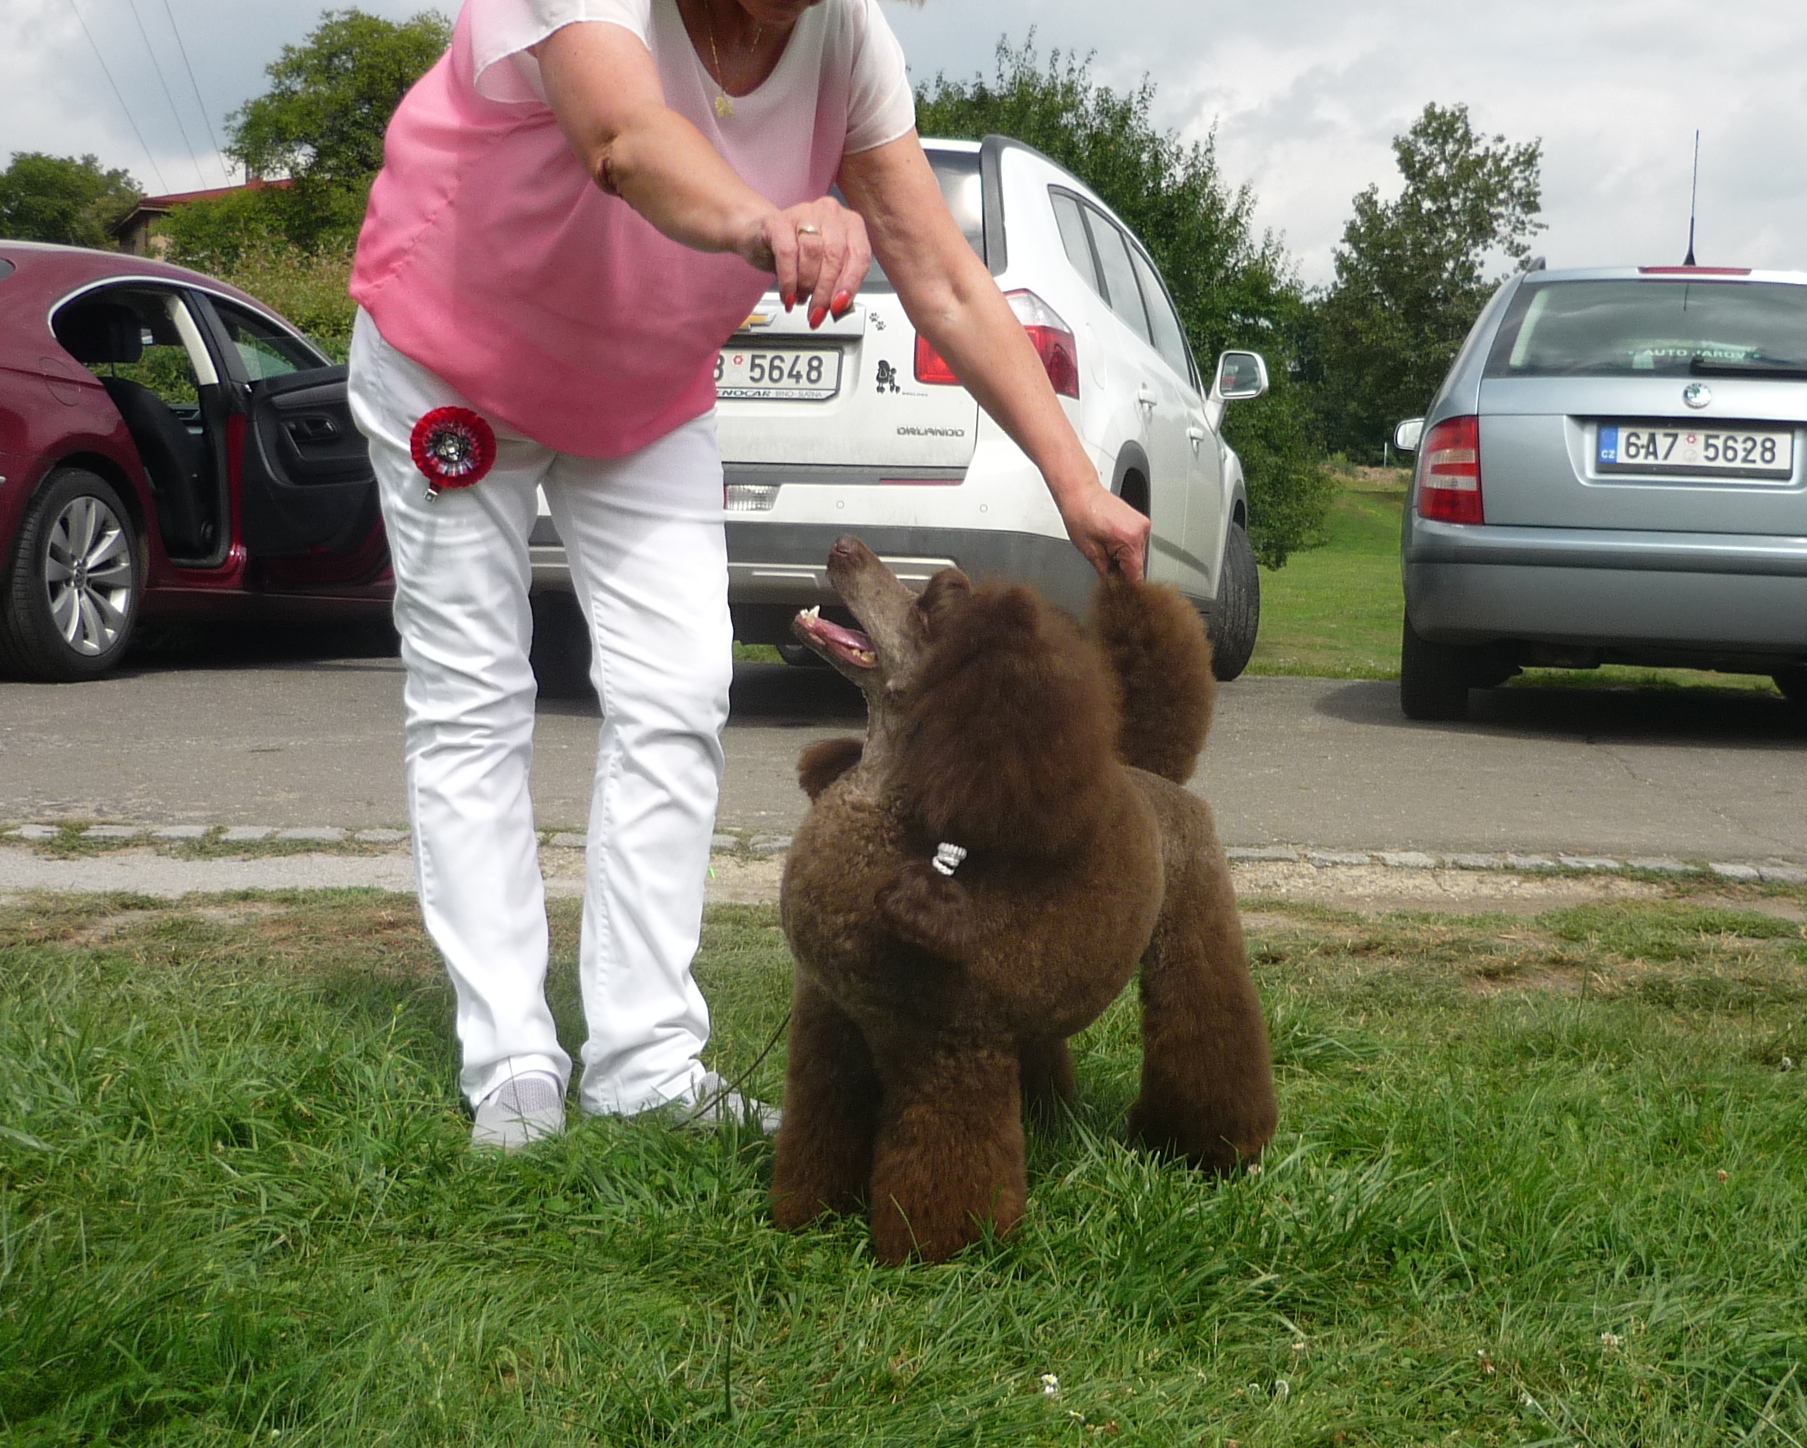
[793,605,877,670]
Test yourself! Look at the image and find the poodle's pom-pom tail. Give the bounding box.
[901,582,1121,857]
[1088,576,1216,784]
[798,737,865,801]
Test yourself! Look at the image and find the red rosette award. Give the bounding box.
[410,406,497,501]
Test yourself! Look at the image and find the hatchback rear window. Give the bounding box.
[0,259,14,281]
[1486,279,1807,378]
[858,151,984,292]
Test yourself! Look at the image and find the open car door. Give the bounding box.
[197,295,380,561]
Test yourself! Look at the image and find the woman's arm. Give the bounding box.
[838,135,1151,580]
[535,21,868,324]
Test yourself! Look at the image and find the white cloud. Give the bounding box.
[5,0,1805,289]
[887,0,1807,285]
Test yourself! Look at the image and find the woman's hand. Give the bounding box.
[842,136,1153,582]
[737,196,872,328]
[1053,483,1152,581]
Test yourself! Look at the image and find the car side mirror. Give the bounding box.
[1211,350,1269,403]
[1393,417,1425,453]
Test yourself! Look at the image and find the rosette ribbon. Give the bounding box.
[410,406,497,501]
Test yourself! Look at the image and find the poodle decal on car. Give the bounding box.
[771,537,1277,1264]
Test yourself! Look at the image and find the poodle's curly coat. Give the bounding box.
[774,539,1276,1264]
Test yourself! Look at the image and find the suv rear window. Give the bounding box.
[1487,279,1807,378]
[858,151,984,292]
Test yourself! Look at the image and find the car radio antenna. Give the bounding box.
[1684,129,1700,266]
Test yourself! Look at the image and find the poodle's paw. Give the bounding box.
[877,858,973,958]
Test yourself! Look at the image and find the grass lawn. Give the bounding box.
[1247,469,1787,696]
[1247,471,1410,681]
[4,890,1806,1444]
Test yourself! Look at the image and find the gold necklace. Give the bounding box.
[703,1,762,120]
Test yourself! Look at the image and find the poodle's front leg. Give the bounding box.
[876,858,974,960]
[771,976,881,1229]
[868,1041,1025,1264]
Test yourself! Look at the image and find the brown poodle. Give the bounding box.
[773,537,1275,1264]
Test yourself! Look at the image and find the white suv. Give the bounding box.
[529,135,1270,690]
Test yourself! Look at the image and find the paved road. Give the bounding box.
[3,627,1804,860]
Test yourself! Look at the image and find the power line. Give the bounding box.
[158,0,228,183]
[64,0,169,194]
[124,0,207,189]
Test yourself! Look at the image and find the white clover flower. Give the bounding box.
[1275,1378,1291,1400]
[1600,1332,1621,1349]
[1040,1373,1060,1399]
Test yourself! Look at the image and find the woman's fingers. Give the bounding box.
[767,199,870,324]
[1061,486,1151,581]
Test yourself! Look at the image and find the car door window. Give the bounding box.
[210,300,327,381]
[72,288,205,413]
[1084,205,1152,345]
[1050,190,1103,297]
[1130,245,1196,387]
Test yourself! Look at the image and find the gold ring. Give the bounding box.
[796,223,821,236]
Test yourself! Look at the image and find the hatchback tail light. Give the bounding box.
[1415,415,1484,524]
[914,289,1080,398]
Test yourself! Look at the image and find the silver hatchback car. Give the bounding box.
[1395,264,1807,719]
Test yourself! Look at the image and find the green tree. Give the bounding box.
[1312,103,1543,458]
[225,8,450,246]
[917,39,1332,566]
[0,152,140,248]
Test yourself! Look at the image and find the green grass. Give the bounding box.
[1246,471,1787,694]
[1247,471,1409,680]
[3,890,1806,1444]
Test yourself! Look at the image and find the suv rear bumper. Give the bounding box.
[1404,521,1807,654]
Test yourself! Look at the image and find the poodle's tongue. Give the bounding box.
[793,608,877,669]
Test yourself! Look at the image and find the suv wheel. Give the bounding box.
[0,468,141,681]
[1399,615,1474,721]
[1207,522,1260,681]
[529,589,594,700]
[777,642,831,668]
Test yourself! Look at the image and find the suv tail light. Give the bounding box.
[914,289,1080,398]
[1416,415,1484,524]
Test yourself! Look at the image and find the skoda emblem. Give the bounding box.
[1682,382,1712,409]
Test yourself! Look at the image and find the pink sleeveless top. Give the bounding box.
[350,0,912,457]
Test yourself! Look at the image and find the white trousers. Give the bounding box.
[347,310,732,1116]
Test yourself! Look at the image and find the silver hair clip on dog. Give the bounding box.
[931,842,968,877]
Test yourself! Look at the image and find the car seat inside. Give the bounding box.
[54,295,219,561]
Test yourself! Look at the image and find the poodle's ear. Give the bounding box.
[913,567,972,635]
[1088,575,1216,783]
[797,737,865,800]
[899,582,1121,857]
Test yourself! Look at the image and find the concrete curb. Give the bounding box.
[3,821,1805,886]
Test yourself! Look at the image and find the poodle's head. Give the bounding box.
[790,536,949,702]
[793,537,1122,856]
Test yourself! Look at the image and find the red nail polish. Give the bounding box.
[782,290,795,311]
[831,291,852,316]
[809,305,827,328]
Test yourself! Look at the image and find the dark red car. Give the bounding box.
[0,241,388,680]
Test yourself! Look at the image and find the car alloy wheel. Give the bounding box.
[44,491,134,656]
[0,467,141,681]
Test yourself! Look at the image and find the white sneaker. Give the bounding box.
[668,1070,783,1134]
[471,1071,566,1151]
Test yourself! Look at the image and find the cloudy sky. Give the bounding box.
[5,0,1804,285]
